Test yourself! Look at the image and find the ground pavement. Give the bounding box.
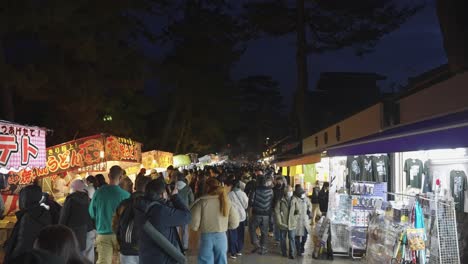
[186,228,359,264]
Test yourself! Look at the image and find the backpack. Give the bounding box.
[116,199,139,254]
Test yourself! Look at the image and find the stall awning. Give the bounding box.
[327,109,468,156]
[275,152,321,167]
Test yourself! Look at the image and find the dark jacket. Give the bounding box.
[273,185,285,208]
[177,184,194,208]
[244,179,257,198]
[311,187,320,204]
[135,194,191,264]
[59,191,93,251]
[113,191,145,256]
[318,189,329,213]
[249,186,274,216]
[10,249,67,264]
[4,186,52,263]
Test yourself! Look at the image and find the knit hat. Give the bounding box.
[70,179,86,193]
[294,185,306,196]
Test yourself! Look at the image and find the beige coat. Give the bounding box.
[295,196,312,236]
[190,195,240,233]
[275,196,299,231]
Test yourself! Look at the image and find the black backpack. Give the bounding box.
[116,198,139,255]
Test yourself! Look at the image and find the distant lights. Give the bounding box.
[103,115,113,122]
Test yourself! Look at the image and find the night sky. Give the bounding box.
[231,0,447,107]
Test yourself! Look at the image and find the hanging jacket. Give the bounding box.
[249,185,273,216]
[59,191,93,251]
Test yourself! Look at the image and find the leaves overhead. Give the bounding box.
[244,0,423,55]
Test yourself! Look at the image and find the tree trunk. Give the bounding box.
[1,86,15,121]
[295,0,308,139]
[436,0,468,73]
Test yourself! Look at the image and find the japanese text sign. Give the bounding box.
[0,121,46,170]
[105,136,142,163]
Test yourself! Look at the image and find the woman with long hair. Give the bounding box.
[190,177,240,264]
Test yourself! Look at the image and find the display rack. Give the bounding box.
[383,191,460,264]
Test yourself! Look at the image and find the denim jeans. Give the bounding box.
[249,215,269,248]
[280,229,296,257]
[272,217,281,241]
[295,228,308,253]
[82,230,96,263]
[120,254,139,264]
[227,221,245,255]
[198,232,228,264]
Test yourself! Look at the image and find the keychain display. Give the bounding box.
[351,182,375,195]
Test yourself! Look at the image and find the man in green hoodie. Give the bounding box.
[89,165,130,264]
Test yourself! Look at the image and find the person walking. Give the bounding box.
[294,185,312,256]
[190,177,240,264]
[175,172,194,252]
[272,175,287,242]
[275,185,299,259]
[59,179,95,262]
[134,179,191,264]
[89,166,130,264]
[3,185,52,263]
[113,175,151,264]
[318,182,330,215]
[248,175,273,255]
[226,179,249,259]
[310,180,321,225]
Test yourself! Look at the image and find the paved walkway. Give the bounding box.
[186,228,359,264]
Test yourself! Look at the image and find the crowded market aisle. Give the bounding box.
[186,229,357,264]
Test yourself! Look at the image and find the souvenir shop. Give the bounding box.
[322,110,468,264]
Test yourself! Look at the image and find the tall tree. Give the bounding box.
[244,0,423,138]
[155,0,249,154]
[235,75,286,153]
[0,0,168,144]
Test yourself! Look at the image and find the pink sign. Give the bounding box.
[0,121,47,170]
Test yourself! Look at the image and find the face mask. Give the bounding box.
[301,193,306,198]
[176,181,186,190]
[287,191,293,198]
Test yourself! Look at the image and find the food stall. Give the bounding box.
[8,134,142,202]
[125,150,173,180]
[0,120,48,246]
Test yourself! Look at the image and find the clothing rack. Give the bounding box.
[384,191,454,206]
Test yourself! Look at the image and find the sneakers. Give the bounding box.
[236,253,242,256]
[230,255,237,259]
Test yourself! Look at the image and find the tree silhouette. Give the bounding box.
[244,0,423,138]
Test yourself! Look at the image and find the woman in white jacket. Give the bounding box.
[226,179,249,259]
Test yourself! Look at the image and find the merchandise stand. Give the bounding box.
[365,191,460,264]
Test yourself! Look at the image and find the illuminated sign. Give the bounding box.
[0,121,46,170]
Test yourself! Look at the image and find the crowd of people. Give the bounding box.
[2,163,331,264]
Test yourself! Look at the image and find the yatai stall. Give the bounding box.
[0,121,48,246]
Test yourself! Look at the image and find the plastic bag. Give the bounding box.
[406,228,425,251]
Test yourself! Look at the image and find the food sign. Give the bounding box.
[141,150,173,169]
[0,121,46,170]
[45,135,104,176]
[105,136,142,163]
